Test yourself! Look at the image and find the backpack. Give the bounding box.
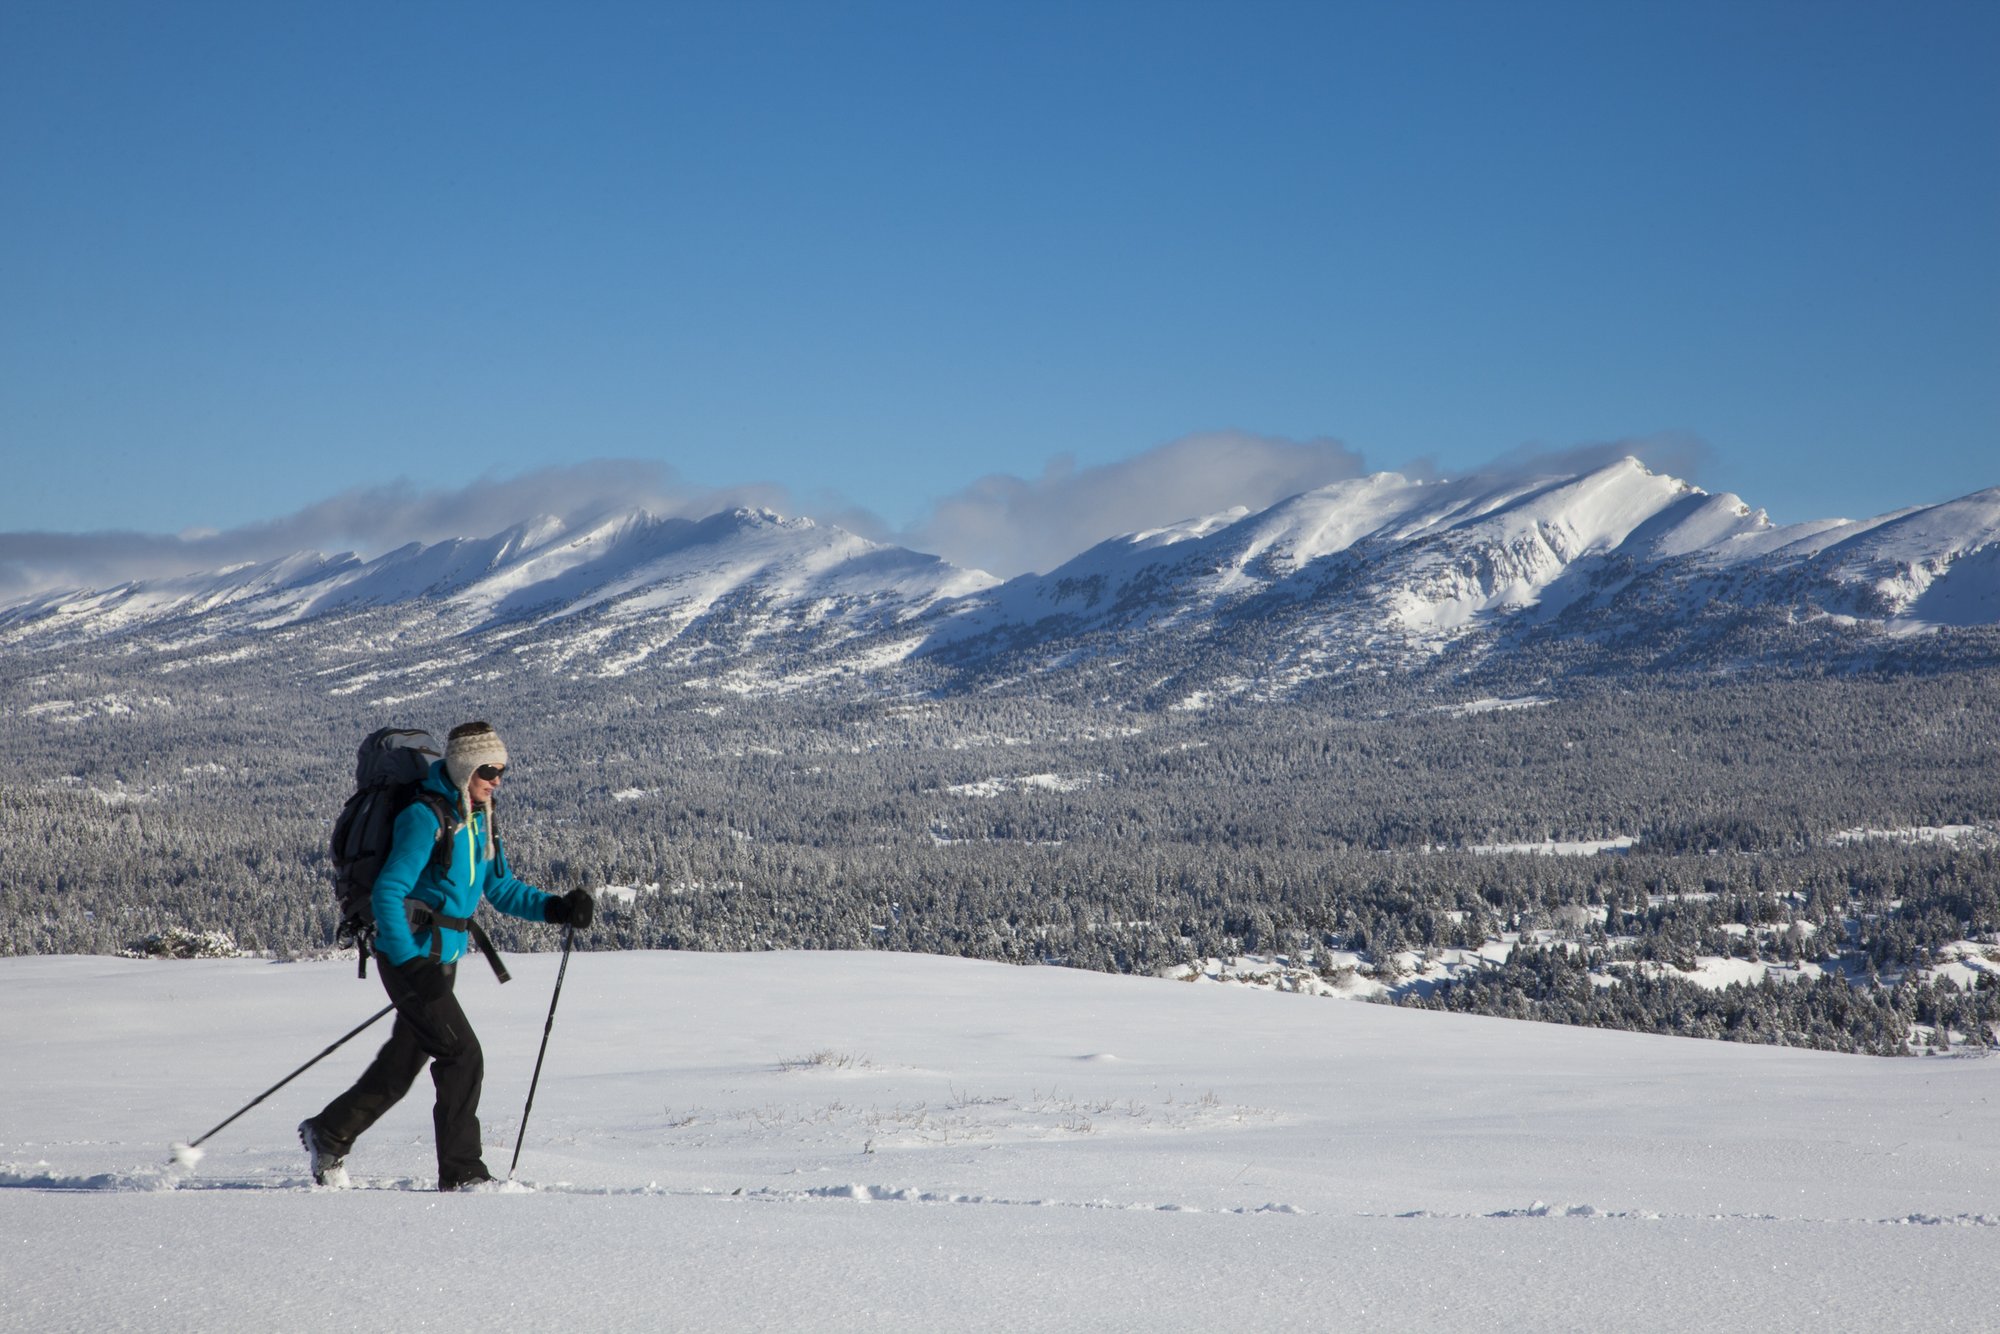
[329,727,460,977]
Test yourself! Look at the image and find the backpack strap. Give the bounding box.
[405,791,462,874]
[407,790,511,981]
[351,791,466,982]
[385,791,511,984]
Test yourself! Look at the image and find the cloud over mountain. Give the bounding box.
[0,461,789,603]
[1472,433,1717,491]
[902,432,1370,577]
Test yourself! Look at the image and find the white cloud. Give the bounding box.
[902,431,1369,577]
[0,461,791,604]
[1472,433,1716,489]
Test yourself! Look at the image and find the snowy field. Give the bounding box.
[3,951,1997,1332]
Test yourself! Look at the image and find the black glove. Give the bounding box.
[546,888,595,930]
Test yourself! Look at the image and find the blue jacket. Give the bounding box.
[372,761,555,967]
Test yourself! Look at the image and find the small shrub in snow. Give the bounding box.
[779,1049,871,1073]
[123,927,241,960]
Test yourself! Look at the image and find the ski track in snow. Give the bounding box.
[6,1164,1995,1233]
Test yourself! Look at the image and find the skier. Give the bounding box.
[298,721,593,1190]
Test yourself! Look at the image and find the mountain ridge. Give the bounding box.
[5,460,1998,701]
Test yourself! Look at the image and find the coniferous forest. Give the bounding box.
[5,602,1998,1059]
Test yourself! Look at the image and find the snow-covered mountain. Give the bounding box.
[0,507,996,662]
[4,459,1997,701]
[926,462,1742,644]
[916,459,2000,693]
[934,459,1999,641]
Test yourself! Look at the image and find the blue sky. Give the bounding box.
[2,0,1995,590]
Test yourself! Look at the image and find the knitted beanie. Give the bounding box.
[445,721,509,790]
[445,721,509,862]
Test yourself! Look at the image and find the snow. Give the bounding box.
[1667,955,1777,992]
[1919,942,2000,992]
[1468,835,1636,856]
[3,950,1996,1331]
[930,458,1810,658]
[20,693,173,725]
[1120,505,1252,552]
[1436,695,1552,716]
[1701,487,2000,622]
[8,471,1997,687]
[944,778,1010,798]
[1017,771,1102,793]
[946,773,1106,798]
[1908,541,2000,626]
[1830,824,1997,848]
[0,506,999,665]
[1173,929,1965,1008]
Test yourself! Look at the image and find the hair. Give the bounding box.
[442,721,508,863]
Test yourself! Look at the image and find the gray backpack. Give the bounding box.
[328,728,458,976]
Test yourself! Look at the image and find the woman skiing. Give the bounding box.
[299,721,592,1190]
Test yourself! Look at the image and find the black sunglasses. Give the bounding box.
[475,764,507,782]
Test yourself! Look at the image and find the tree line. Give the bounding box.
[3,600,1998,1056]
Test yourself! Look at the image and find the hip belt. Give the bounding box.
[405,902,512,984]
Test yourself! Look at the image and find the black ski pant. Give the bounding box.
[309,956,488,1187]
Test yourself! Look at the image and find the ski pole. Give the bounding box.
[509,923,575,1178]
[176,1003,394,1158]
